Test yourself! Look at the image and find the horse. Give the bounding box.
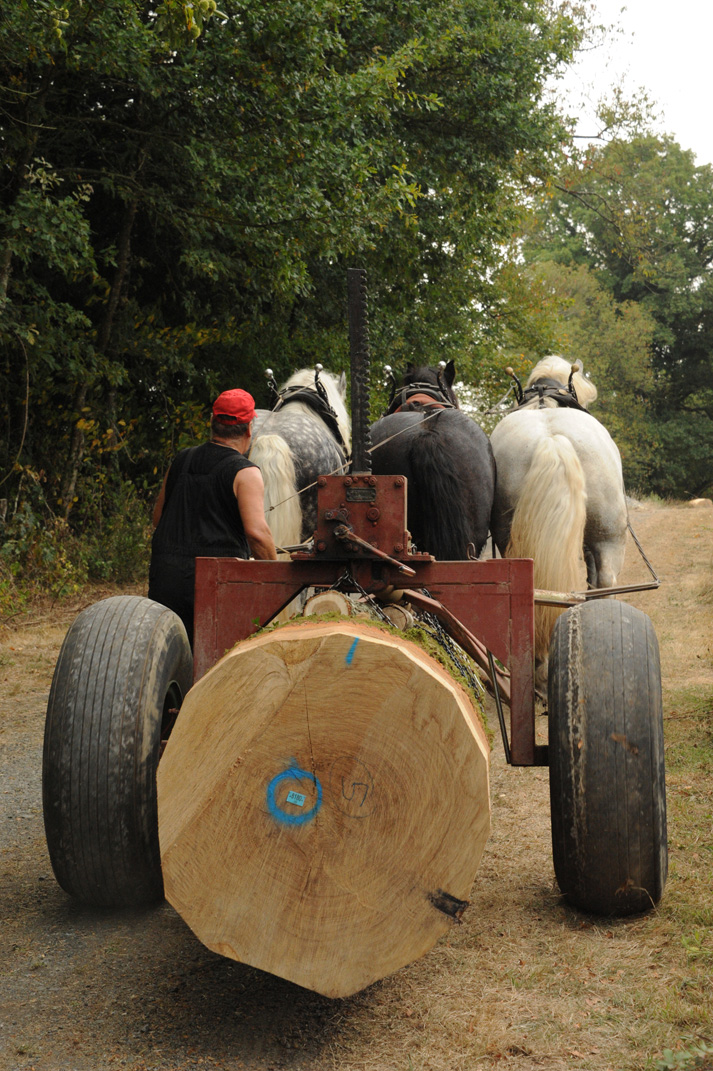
[489,355,628,681]
[369,361,496,560]
[249,367,351,550]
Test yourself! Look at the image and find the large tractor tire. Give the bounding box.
[42,595,192,907]
[548,599,667,916]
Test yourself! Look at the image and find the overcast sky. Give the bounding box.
[554,0,713,168]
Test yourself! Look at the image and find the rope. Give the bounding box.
[485,384,515,415]
[366,406,444,454]
[262,459,350,516]
[627,519,660,583]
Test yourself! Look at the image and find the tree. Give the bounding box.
[0,0,583,568]
[523,134,713,497]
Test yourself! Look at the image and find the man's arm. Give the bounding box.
[233,466,278,560]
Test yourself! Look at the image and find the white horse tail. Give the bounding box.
[506,434,587,663]
[249,434,303,553]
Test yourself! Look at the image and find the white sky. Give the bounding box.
[555,0,713,168]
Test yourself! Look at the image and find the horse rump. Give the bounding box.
[407,411,494,561]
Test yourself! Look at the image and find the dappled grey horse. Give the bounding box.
[249,368,351,549]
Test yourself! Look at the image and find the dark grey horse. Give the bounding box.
[249,368,351,548]
[369,362,496,560]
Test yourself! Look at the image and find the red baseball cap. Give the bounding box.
[212,388,255,424]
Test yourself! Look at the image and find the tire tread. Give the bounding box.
[43,596,192,906]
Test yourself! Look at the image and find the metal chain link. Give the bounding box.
[414,592,486,699]
[327,570,393,624]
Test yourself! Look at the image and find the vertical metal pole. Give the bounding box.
[347,268,372,474]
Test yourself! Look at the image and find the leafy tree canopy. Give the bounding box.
[521,133,713,497]
[0,0,582,538]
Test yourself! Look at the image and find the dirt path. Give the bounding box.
[1,502,712,1071]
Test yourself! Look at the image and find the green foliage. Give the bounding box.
[0,471,149,614]
[527,259,658,490]
[656,1040,713,1070]
[72,479,151,584]
[522,133,713,497]
[0,0,583,594]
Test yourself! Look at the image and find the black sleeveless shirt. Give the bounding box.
[152,442,257,559]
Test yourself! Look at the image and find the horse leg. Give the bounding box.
[584,547,597,588]
[489,501,514,559]
[489,520,509,559]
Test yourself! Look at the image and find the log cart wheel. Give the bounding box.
[42,596,192,907]
[548,599,667,915]
[41,271,666,997]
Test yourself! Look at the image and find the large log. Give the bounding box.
[157,620,490,998]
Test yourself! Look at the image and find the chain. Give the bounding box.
[327,570,393,624]
[415,597,486,699]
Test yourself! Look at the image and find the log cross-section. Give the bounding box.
[157,621,490,998]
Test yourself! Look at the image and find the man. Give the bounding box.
[148,387,277,642]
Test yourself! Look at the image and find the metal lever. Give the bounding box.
[333,524,416,576]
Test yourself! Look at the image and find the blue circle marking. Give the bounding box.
[266,762,323,826]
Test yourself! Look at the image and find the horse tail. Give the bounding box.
[506,434,586,662]
[248,434,303,552]
[408,416,474,560]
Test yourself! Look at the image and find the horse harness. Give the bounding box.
[386,380,457,416]
[506,366,590,414]
[265,371,349,455]
[518,378,591,413]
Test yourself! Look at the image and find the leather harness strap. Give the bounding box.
[518,379,590,414]
[390,392,450,414]
[386,382,456,416]
[272,386,348,454]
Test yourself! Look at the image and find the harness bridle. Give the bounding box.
[506,367,590,414]
[264,366,349,455]
[385,366,458,415]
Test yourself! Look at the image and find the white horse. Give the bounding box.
[490,356,627,680]
[249,368,351,551]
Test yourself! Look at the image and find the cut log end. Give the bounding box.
[157,620,490,997]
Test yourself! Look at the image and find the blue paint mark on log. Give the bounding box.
[266,763,322,826]
[345,638,359,665]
